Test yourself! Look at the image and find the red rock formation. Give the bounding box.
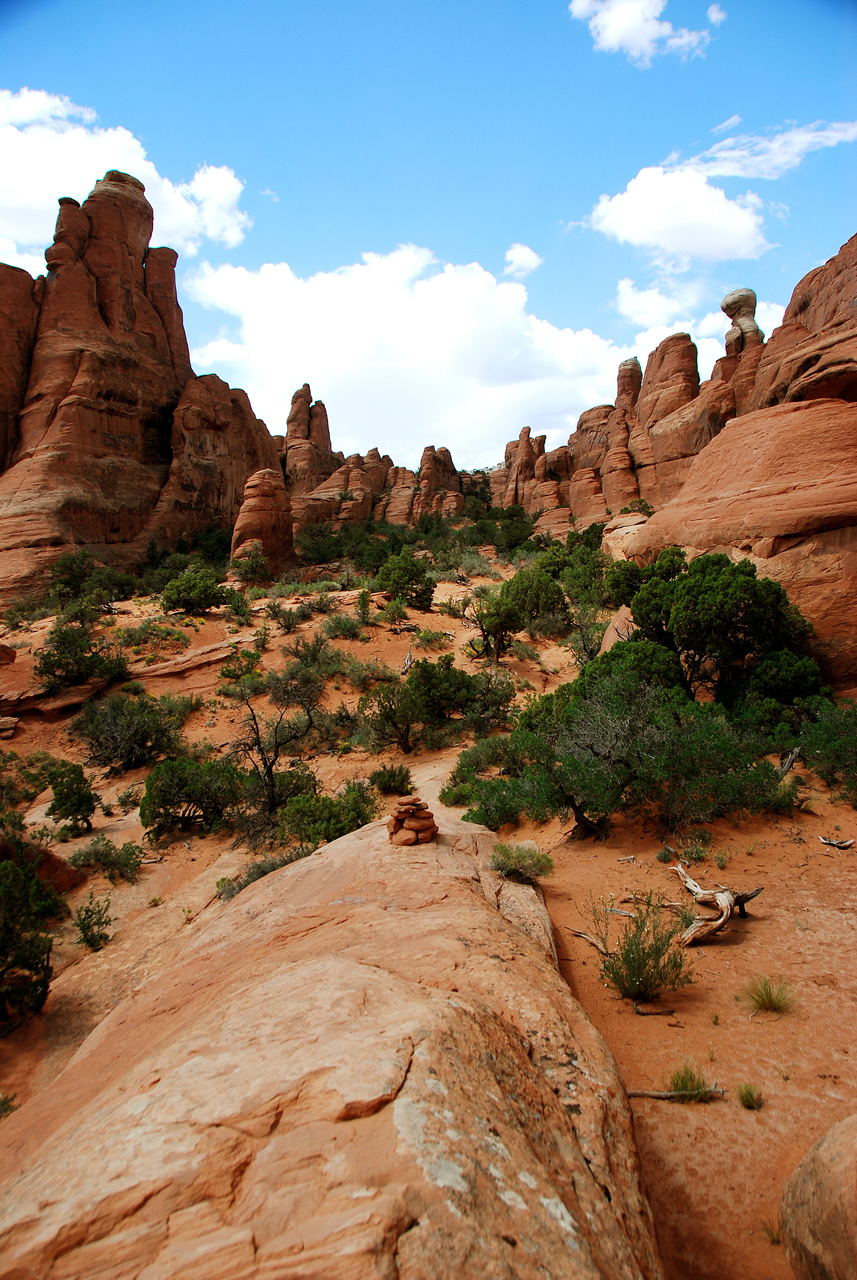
[0,815,664,1279]
[753,231,857,408]
[231,468,294,575]
[0,171,278,603]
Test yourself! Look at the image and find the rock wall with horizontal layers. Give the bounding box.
[624,234,857,686]
[0,815,664,1280]
[0,171,278,603]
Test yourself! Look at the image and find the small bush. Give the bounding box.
[34,619,127,693]
[216,848,312,900]
[139,757,245,837]
[73,690,199,771]
[744,974,793,1014]
[369,764,414,794]
[279,779,378,849]
[414,628,451,651]
[667,1060,717,1102]
[383,597,408,623]
[490,842,554,883]
[598,893,693,1002]
[223,586,252,624]
[229,541,272,584]
[161,563,225,614]
[116,785,142,813]
[737,1083,764,1110]
[46,761,99,834]
[73,891,112,950]
[322,614,364,640]
[266,601,301,632]
[118,620,190,655]
[69,834,143,883]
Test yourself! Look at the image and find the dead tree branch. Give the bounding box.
[671,862,764,946]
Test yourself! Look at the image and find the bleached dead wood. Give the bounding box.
[627,1085,725,1101]
[672,862,764,946]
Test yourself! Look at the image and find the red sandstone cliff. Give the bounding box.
[0,171,278,602]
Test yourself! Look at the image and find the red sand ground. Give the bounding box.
[2,585,855,1279]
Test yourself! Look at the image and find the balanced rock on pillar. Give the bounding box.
[387,795,439,844]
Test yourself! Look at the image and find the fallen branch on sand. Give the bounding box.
[671,862,764,946]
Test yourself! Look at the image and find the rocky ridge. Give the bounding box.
[0,814,664,1280]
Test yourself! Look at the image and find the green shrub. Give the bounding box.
[383,597,408,623]
[229,541,272,584]
[34,619,127,693]
[322,614,364,640]
[803,700,857,805]
[595,893,693,1002]
[118,620,191,655]
[0,858,65,1022]
[356,589,373,624]
[223,586,252,624]
[73,891,112,950]
[216,848,312,900]
[266,601,301,632]
[73,690,199,771]
[139,757,245,837]
[490,842,554,883]
[219,646,264,694]
[414,628,451,651]
[342,655,398,691]
[161,563,226,614]
[278,780,378,848]
[369,765,413,794]
[377,546,434,610]
[46,761,99,834]
[68,834,144,883]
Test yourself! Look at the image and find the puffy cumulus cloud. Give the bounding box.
[568,0,715,67]
[590,166,768,265]
[706,4,726,25]
[615,276,703,327]
[187,245,639,469]
[502,243,544,279]
[0,87,251,264]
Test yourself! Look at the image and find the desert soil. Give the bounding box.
[2,579,855,1280]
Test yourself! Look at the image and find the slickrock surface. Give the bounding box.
[782,1113,857,1280]
[386,794,439,844]
[0,815,663,1280]
[0,171,277,602]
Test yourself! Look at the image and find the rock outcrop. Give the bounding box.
[231,468,294,575]
[623,234,857,685]
[0,171,278,603]
[0,815,664,1279]
[781,1113,857,1280]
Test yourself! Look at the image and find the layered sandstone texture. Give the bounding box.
[781,1113,857,1280]
[0,171,278,602]
[625,234,857,683]
[0,816,663,1280]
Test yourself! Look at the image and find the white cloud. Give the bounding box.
[590,166,768,265]
[693,118,857,180]
[187,245,640,469]
[502,243,544,279]
[568,0,712,67]
[615,277,703,327]
[0,87,251,264]
[707,5,726,25]
[712,113,741,134]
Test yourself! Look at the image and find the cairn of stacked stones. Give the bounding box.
[387,795,439,846]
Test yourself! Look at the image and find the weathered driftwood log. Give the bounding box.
[672,862,764,946]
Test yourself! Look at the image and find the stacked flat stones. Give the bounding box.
[387,796,439,846]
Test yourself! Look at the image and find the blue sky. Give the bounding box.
[1,0,855,466]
